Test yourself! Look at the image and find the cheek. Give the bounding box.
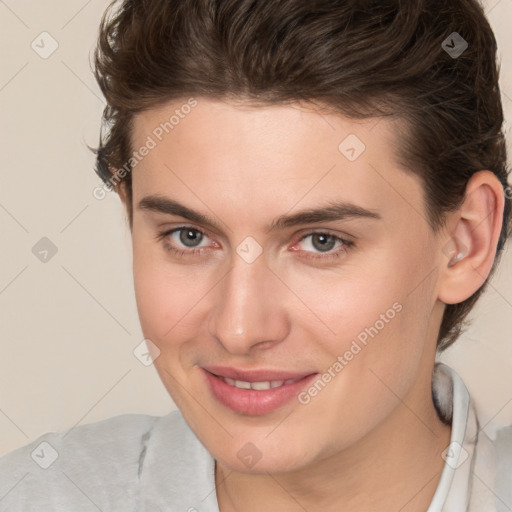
[133,241,181,341]
[299,242,435,381]
[282,254,403,346]
[291,261,434,447]
[132,240,215,346]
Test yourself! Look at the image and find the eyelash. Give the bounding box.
[156,226,355,262]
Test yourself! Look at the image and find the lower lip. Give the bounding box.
[201,368,319,415]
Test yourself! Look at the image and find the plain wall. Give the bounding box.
[1,0,511,455]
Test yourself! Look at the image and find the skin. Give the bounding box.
[121,98,504,511]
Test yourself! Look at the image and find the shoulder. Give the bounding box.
[489,424,512,503]
[493,423,512,457]
[470,418,512,510]
[435,363,512,510]
[0,410,186,511]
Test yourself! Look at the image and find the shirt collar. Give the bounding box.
[427,362,478,512]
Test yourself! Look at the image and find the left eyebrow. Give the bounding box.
[137,195,382,233]
[268,200,382,232]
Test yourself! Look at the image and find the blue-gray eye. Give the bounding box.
[179,228,204,247]
[310,233,337,252]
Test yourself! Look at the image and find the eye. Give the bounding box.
[157,226,214,257]
[291,231,354,261]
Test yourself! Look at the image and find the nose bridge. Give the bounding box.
[208,250,287,353]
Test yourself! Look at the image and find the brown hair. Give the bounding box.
[91,0,511,351]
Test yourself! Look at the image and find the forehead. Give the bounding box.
[129,98,425,230]
[131,98,396,161]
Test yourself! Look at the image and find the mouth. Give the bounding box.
[200,366,319,415]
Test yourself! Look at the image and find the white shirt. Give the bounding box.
[0,363,510,511]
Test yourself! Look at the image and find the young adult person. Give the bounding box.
[1,1,511,510]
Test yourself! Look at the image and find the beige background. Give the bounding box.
[1,0,511,455]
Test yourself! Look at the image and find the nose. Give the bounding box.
[208,250,290,355]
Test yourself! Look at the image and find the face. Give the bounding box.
[129,98,447,474]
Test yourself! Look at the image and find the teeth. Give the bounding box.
[235,380,251,389]
[222,377,299,390]
[251,381,272,390]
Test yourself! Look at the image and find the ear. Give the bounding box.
[437,170,505,305]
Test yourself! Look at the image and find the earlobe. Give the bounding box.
[437,170,505,305]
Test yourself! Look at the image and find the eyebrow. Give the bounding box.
[138,195,382,232]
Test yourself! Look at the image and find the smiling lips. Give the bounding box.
[201,365,319,415]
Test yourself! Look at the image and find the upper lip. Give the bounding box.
[202,365,317,382]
